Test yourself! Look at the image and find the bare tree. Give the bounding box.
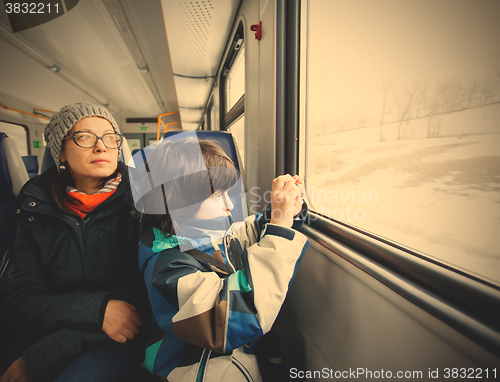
[392,78,427,139]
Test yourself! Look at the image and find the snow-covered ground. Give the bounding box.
[307,133,500,286]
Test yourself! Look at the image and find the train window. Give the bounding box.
[225,47,245,114]
[127,138,141,152]
[227,115,245,170]
[303,0,500,285]
[209,102,215,131]
[221,22,245,131]
[205,97,215,131]
[0,121,29,156]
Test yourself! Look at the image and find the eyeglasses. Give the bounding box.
[64,131,124,149]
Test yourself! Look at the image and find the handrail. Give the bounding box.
[0,103,51,120]
[33,108,55,113]
[33,108,54,119]
[157,111,181,141]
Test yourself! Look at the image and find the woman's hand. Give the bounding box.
[0,357,34,382]
[270,174,303,228]
[102,300,143,343]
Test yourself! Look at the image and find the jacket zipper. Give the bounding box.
[81,216,91,275]
[232,357,254,382]
[223,235,236,273]
[196,348,211,382]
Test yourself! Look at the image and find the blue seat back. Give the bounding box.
[41,145,56,173]
[163,130,246,222]
[163,131,241,173]
[0,133,13,200]
[22,155,39,179]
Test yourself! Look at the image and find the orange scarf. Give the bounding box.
[67,189,117,219]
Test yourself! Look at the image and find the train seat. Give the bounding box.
[129,131,246,220]
[163,130,246,221]
[22,155,39,179]
[163,131,242,173]
[121,137,132,165]
[0,133,29,258]
[40,145,56,173]
[129,131,243,172]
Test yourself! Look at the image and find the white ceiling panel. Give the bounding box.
[1,0,239,127]
[173,75,213,109]
[0,38,100,110]
[0,0,179,120]
[161,0,241,129]
[178,107,205,124]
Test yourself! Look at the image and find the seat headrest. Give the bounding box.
[0,133,29,198]
[0,133,13,198]
[22,155,39,179]
[163,131,241,173]
[41,145,56,173]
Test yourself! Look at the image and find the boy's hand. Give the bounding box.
[270,174,303,228]
[291,175,304,216]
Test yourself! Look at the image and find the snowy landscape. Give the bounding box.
[306,108,500,286]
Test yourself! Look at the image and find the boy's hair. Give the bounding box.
[139,137,238,236]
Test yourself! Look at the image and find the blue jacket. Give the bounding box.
[139,204,310,382]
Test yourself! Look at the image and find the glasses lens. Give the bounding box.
[73,132,123,148]
[103,133,123,148]
[74,132,97,148]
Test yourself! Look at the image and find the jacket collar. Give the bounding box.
[144,216,245,254]
[18,162,131,212]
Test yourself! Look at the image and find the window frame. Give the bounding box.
[204,97,214,131]
[220,22,245,131]
[0,119,30,156]
[277,0,301,176]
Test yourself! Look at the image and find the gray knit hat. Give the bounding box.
[43,102,121,171]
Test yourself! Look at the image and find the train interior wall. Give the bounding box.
[273,240,499,381]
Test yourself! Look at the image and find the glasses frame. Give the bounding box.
[63,131,124,149]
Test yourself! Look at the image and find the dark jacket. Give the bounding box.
[4,164,150,381]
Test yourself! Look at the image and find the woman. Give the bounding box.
[1,102,150,382]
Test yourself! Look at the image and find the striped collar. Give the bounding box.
[67,173,122,195]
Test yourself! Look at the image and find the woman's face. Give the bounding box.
[60,117,119,186]
[194,190,234,220]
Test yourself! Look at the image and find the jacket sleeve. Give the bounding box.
[233,202,308,251]
[150,209,310,354]
[22,329,109,382]
[5,223,112,336]
[21,327,141,382]
[109,219,151,316]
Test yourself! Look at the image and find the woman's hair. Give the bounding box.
[140,138,238,236]
[47,163,122,215]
